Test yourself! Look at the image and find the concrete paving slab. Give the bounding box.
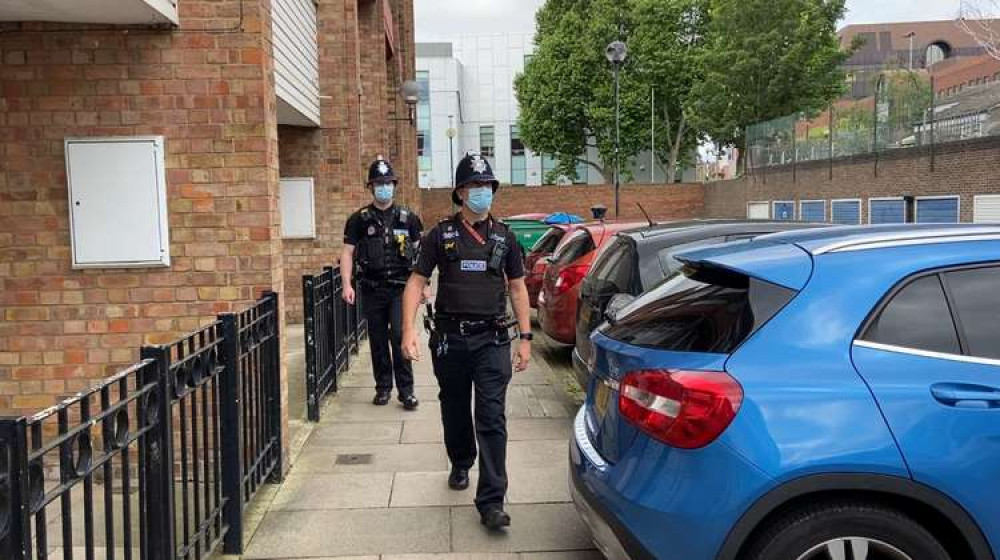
[507,467,570,505]
[521,552,603,560]
[270,473,393,510]
[450,503,593,554]
[506,440,569,470]
[390,471,479,507]
[339,371,439,389]
[293,443,449,473]
[402,418,570,444]
[333,387,440,405]
[244,507,451,558]
[308,421,403,446]
[316,401,441,423]
[383,554,518,560]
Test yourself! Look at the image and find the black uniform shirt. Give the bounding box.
[415,216,525,280]
[343,204,423,247]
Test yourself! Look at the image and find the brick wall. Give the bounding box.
[0,0,284,416]
[278,0,418,323]
[703,136,1000,222]
[420,183,705,224]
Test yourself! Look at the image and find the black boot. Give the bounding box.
[480,507,511,530]
[400,394,419,411]
[372,391,391,406]
[448,467,470,490]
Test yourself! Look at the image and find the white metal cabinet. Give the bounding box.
[65,137,170,269]
[280,177,317,239]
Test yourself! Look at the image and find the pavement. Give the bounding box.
[229,322,602,560]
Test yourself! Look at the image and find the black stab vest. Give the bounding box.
[356,205,415,280]
[436,216,510,318]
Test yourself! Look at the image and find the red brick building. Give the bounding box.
[0,0,417,416]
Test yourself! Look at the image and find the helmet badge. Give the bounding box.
[471,156,487,174]
[377,161,390,176]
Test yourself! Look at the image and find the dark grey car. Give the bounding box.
[572,219,829,385]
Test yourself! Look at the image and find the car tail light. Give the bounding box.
[619,369,743,449]
[553,264,588,296]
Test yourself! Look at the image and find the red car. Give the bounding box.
[537,221,645,344]
[525,224,581,308]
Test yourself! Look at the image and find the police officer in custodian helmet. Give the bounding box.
[401,152,533,531]
[341,156,424,409]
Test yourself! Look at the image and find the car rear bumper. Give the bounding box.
[570,408,653,560]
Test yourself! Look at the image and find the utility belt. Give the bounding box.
[425,306,515,336]
[358,274,408,290]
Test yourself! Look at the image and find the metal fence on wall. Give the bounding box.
[302,267,367,422]
[747,72,1000,172]
[0,293,282,560]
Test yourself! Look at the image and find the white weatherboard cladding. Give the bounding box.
[280,178,316,239]
[974,195,1000,223]
[273,0,320,126]
[66,137,170,268]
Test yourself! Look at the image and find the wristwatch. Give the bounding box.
[518,332,534,341]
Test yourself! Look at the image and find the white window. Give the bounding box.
[66,137,170,269]
[280,177,316,239]
[974,195,1000,223]
[747,201,770,219]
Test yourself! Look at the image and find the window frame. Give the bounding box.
[799,200,826,222]
[914,195,961,224]
[831,198,863,225]
[855,262,1000,364]
[479,125,495,158]
[868,196,906,225]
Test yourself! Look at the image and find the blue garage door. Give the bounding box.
[800,201,825,222]
[831,200,861,225]
[917,197,959,223]
[773,202,795,221]
[870,199,905,224]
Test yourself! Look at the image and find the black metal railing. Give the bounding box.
[302,267,367,422]
[0,292,282,560]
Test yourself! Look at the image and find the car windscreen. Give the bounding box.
[552,230,596,266]
[601,264,797,353]
[531,228,566,254]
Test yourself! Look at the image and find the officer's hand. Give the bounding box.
[343,284,356,305]
[515,340,531,372]
[402,330,421,362]
[421,285,433,304]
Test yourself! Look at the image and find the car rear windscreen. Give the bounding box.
[553,231,596,266]
[601,264,796,353]
[531,228,566,254]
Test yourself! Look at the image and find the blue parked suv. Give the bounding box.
[571,224,1000,560]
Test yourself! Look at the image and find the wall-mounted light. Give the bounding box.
[401,80,420,124]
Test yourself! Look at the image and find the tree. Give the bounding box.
[630,0,710,182]
[690,0,852,157]
[515,0,647,183]
[959,1,1000,61]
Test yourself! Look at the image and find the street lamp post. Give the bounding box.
[446,115,457,187]
[905,31,916,70]
[606,40,627,217]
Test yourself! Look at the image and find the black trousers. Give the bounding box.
[430,328,512,512]
[361,283,414,396]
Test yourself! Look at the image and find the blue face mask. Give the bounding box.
[373,183,394,204]
[465,186,493,214]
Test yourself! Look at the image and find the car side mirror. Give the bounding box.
[604,293,636,323]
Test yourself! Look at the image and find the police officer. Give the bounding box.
[342,156,424,409]
[401,153,532,531]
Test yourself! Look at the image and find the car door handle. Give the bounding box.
[931,383,1000,408]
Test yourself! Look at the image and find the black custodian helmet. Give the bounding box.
[367,156,397,184]
[452,152,499,205]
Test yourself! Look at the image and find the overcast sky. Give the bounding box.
[414,0,967,42]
